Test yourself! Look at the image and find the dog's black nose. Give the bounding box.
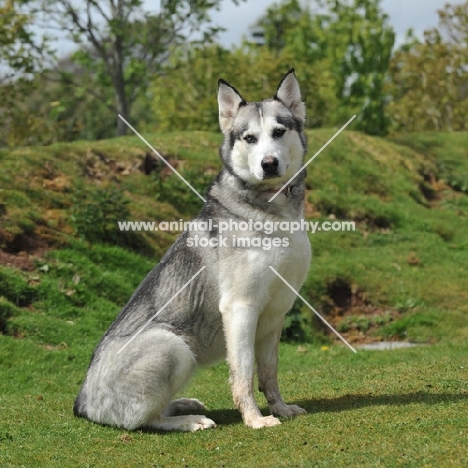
[261,156,279,176]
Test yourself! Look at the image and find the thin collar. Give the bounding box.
[262,185,291,198]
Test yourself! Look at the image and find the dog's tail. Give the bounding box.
[73,380,88,418]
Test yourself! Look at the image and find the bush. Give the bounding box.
[71,187,148,252]
[281,298,310,342]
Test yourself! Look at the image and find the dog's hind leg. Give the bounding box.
[84,329,215,431]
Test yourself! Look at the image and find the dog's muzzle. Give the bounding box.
[261,156,279,178]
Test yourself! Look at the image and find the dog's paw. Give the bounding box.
[247,415,282,429]
[147,414,216,432]
[271,403,307,419]
[188,415,217,432]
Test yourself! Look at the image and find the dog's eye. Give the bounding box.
[243,135,257,144]
[273,128,286,139]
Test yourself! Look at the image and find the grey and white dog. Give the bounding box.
[74,69,311,431]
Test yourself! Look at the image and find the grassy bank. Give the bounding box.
[0,129,467,466]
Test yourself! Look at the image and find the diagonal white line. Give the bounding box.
[268,115,357,202]
[116,266,206,355]
[269,266,357,353]
[118,114,207,203]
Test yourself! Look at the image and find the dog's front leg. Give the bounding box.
[256,316,306,419]
[221,302,281,429]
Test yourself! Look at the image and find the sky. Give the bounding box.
[50,0,451,57]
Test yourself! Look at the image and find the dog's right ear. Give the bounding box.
[218,79,246,134]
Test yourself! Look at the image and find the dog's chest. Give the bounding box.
[217,226,311,305]
[260,228,310,272]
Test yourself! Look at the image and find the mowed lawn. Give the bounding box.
[1,130,468,466]
[1,338,467,468]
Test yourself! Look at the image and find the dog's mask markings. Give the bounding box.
[218,70,306,187]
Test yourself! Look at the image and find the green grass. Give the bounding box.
[0,129,468,466]
[0,341,467,467]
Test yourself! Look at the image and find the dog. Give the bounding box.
[73,69,311,431]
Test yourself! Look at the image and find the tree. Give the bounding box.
[254,0,309,53]
[325,0,395,135]
[438,0,468,46]
[253,0,331,64]
[36,0,242,136]
[0,0,39,79]
[0,0,52,146]
[251,0,395,135]
[386,2,468,132]
[151,43,336,132]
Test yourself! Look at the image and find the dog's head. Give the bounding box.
[217,69,306,188]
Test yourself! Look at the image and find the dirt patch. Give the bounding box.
[83,148,141,181]
[327,277,352,308]
[82,148,194,183]
[2,232,45,254]
[0,231,49,271]
[317,277,401,345]
[141,152,185,178]
[82,148,186,182]
[418,169,452,205]
[0,250,38,271]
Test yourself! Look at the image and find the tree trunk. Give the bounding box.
[116,84,129,136]
[114,25,128,137]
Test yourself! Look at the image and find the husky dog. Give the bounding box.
[74,69,311,431]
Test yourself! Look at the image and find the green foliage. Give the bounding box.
[437,160,468,194]
[152,45,229,132]
[150,0,464,137]
[0,1,242,145]
[151,44,336,131]
[281,299,310,342]
[0,1,53,147]
[70,187,148,252]
[253,0,395,135]
[35,0,236,136]
[0,0,43,76]
[2,1,468,146]
[386,2,468,132]
[438,0,468,46]
[326,0,395,135]
[71,188,129,244]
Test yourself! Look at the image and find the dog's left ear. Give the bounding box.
[274,68,306,122]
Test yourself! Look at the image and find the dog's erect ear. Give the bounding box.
[218,79,246,134]
[274,68,306,122]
